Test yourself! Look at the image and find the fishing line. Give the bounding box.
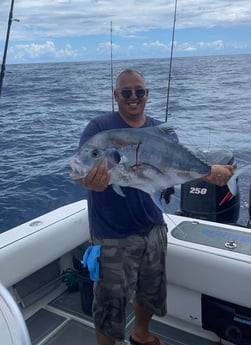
[165,0,178,122]
[110,21,115,113]
[163,0,186,232]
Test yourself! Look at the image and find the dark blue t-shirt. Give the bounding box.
[79,112,177,238]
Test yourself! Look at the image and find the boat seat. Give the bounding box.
[0,281,31,345]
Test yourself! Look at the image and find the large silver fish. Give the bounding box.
[71,124,249,212]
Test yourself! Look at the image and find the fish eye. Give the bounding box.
[113,150,121,163]
[91,148,100,158]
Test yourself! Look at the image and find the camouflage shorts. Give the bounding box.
[92,224,168,340]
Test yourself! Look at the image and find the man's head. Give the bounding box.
[114,69,149,121]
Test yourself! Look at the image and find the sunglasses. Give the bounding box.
[119,88,146,99]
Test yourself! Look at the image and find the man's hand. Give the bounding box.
[76,165,110,191]
[204,164,234,186]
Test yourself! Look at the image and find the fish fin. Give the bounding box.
[156,124,177,137]
[112,184,126,197]
[227,163,251,195]
[151,191,170,213]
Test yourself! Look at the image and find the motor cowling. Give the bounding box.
[178,149,240,224]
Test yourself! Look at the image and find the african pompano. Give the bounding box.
[71,124,250,212]
[71,124,209,210]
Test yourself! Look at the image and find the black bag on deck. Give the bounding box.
[73,241,94,317]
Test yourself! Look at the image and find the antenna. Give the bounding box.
[0,0,19,98]
[110,21,115,112]
[165,0,178,122]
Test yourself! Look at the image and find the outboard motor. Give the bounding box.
[178,149,240,224]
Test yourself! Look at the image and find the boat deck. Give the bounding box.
[25,287,219,345]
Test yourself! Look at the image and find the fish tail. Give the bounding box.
[227,163,251,195]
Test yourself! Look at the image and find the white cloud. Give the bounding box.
[1,0,251,42]
[97,41,120,52]
[178,42,197,52]
[176,0,251,27]
[175,39,248,53]
[9,41,79,61]
[149,41,167,49]
[211,40,225,49]
[1,0,250,62]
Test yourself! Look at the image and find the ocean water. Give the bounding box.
[1,54,251,233]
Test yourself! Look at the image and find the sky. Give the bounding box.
[0,0,251,64]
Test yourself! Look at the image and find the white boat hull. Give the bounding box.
[0,200,89,287]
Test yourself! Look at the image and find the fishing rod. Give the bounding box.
[0,0,18,98]
[110,21,115,113]
[248,178,251,228]
[165,0,178,122]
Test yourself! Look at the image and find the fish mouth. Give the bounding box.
[70,158,88,179]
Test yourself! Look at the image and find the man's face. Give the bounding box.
[114,72,149,119]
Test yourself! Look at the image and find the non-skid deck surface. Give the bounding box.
[44,320,96,345]
[26,308,67,344]
[49,290,90,320]
[49,290,135,325]
[26,290,219,345]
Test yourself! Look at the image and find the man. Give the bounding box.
[76,69,233,345]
